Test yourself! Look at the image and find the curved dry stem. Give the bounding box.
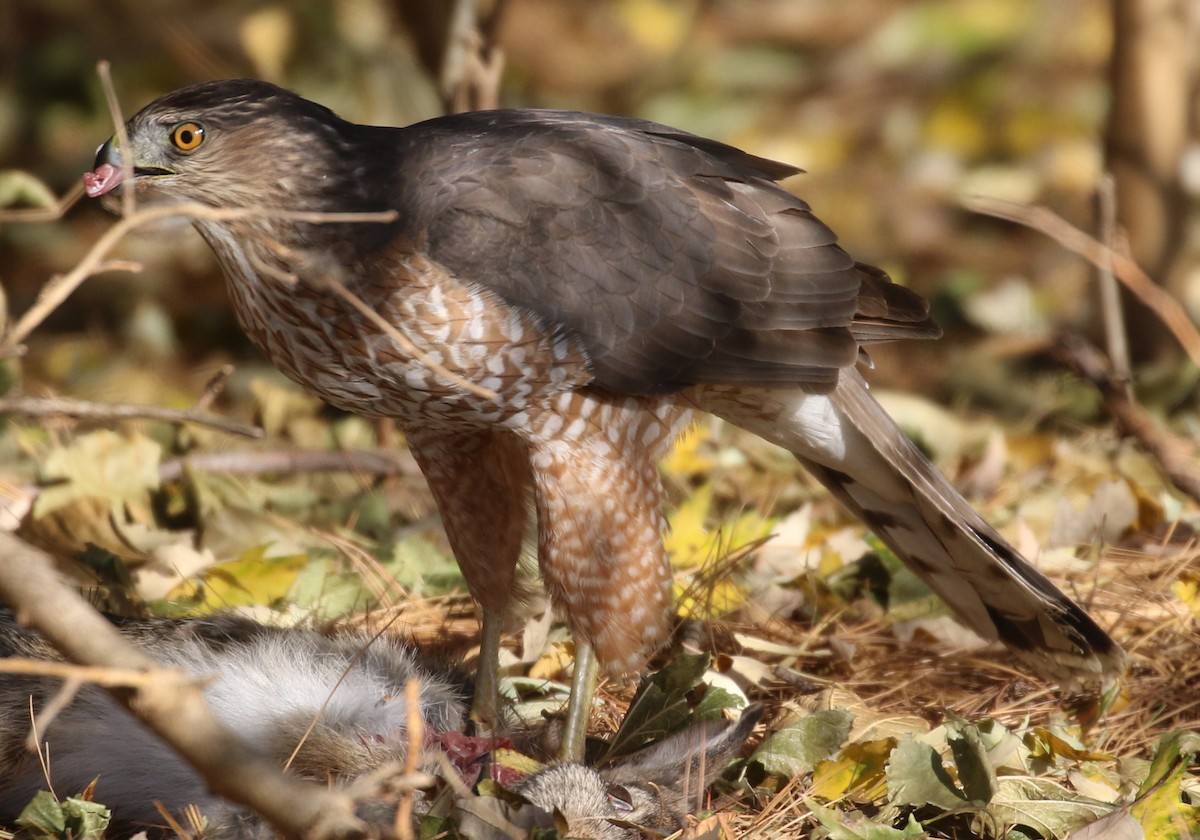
[963,194,1200,367]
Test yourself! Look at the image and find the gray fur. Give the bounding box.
[0,611,466,837]
[0,613,756,839]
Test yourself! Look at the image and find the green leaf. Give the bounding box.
[808,801,926,839]
[692,683,745,723]
[16,792,111,840]
[1130,732,1200,840]
[602,653,710,759]
[752,708,854,778]
[886,737,968,810]
[988,776,1113,839]
[947,717,999,804]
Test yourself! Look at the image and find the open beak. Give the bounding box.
[83,138,175,198]
[83,139,124,198]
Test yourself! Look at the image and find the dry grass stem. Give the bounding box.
[0,394,263,439]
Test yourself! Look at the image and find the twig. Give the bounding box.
[962,194,1200,367]
[157,447,419,483]
[0,531,373,840]
[26,677,82,754]
[1096,176,1132,392]
[1055,334,1200,503]
[0,656,195,687]
[0,658,196,753]
[0,181,85,224]
[193,363,236,413]
[0,202,397,356]
[320,271,498,402]
[97,61,136,220]
[0,394,263,438]
[394,677,425,840]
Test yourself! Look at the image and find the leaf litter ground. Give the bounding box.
[1,378,1198,839]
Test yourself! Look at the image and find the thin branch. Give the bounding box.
[1055,334,1200,503]
[0,531,375,840]
[157,447,419,483]
[97,61,136,220]
[1096,176,1132,391]
[193,363,236,413]
[962,194,1200,367]
[319,271,498,401]
[394,677,425,840]
[0,656,194,687]
[0,394,263,438]
[0,181,85,224]
[0,202,397,356]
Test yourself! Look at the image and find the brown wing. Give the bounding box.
[390,110,938,395]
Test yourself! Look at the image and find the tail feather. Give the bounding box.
[694,372,1124,685]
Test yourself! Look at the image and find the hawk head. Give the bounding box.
[84,80,366,212]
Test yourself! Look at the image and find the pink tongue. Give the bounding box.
[83,163,123,198]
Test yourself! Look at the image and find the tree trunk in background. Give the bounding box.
[1105,0,1191,362]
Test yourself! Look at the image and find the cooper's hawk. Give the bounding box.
[84,80,1122,759]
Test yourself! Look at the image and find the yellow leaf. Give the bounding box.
[1027,727,1115,763]
[923,97,987,157]
[676,578,745,620]
[664,482,717,568]
[1130,734,1200,840]
[171,546,307,608]
[528,641,574,681]
[809,738,896,803]
[665,482,775,571]
[1173,573,1200,617]
[660,424,712,479]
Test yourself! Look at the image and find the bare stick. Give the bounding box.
[1056,335,1200,503]
[0,531,375,840]
[0,657,194,687]
[963,194,1200,367]
[0,202,397,355]
[97,61,136,220]
[157,447,418,483]
[0,394,263,438]
[1096,176,1132,392]
[394,678,425,840]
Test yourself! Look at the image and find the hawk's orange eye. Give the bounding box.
[171,122,205,151]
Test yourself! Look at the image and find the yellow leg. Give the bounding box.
[469,607,503,733]
[560,639,600,761]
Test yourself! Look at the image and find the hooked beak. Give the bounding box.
[83,139,123,198]
[83,138,174,198]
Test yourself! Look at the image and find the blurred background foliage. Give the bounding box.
[6,0,1194,416]
[1,1,1198,608]
[2,7,1200,821]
